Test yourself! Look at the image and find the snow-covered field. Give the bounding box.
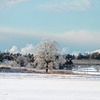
[0,73,100,100]
[73,65,100,76]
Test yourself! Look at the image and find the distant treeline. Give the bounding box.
[75,52,100,60]
[0,51,100,63]
[0,51,100,71]
[62,52,100,60]
[0,51,73,70]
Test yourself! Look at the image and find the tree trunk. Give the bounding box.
[46,65,48,73]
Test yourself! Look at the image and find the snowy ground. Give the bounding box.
[0,73,100,100]
[73,65,100,77]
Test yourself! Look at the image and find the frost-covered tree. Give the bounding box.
[34,39,59,73]
[17,56,28,67]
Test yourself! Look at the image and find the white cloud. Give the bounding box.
[20,44,34,54]
[0,0,30,8]
[9,45,19,54]
[71,51,80,56]
[61,47,69,54]
[8,44,34,54]
[39,0,91,11]
[0,0,92,10]
[92,49,100,54]
[55,30,99,44]
[4,28,100,54]
[0,27,100,45]
[0,27,41,37]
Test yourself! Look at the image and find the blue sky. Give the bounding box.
[0,0,100,54]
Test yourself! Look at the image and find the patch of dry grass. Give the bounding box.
[48,70,73,74]
[0,66,73,74]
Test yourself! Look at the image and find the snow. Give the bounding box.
[73,65,100,76]
[0,73,100,100]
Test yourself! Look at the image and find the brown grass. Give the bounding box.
[0,66,73,74]
[48,70,73,74]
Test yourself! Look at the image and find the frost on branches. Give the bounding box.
[34,39,60,73]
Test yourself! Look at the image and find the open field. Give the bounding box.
[0,73,100,100]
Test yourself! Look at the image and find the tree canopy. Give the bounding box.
[34,39,59,73]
